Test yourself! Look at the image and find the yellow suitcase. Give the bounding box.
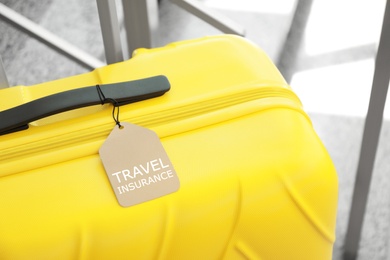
[0,35,338,259]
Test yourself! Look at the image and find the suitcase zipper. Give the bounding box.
[0,86,305,165]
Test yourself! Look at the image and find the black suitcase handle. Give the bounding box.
[0,75,170,135]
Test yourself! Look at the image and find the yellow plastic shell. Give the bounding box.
[0,35,338,259]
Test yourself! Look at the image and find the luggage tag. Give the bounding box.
[100,122,180,207]
[98,89,180,207]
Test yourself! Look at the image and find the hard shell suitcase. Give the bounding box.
[0,35,338,259]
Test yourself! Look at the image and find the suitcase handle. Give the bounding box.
[0,75,170,135]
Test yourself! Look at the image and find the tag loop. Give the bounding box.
[96,84,106,105]
[96,85,122,128]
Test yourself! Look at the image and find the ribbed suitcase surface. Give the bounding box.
[0,35,338,259]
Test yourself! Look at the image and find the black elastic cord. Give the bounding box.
[96,85,122,128]
[96,85,106,105]
[111,100,122,128]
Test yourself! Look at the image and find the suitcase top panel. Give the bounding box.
[0,35,304,177]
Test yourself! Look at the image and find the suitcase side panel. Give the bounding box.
[0,108,337,260]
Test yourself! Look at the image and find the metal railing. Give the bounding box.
[0,0,244,89]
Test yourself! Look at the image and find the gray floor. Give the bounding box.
[0,0,389,259]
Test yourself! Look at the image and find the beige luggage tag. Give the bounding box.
[99,122,180,207]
